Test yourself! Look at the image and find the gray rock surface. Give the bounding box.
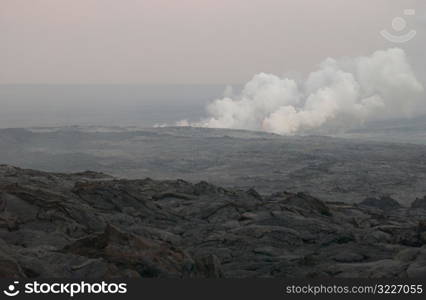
[0,165,426,278]
[412,197,426,209]
[2,126,426,205]
[360,196,402,210]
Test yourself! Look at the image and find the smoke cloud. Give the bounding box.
[179,48,424,135]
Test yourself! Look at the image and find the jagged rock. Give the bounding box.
[0,247,26,278]
[331,259,409,278]
[270,192,332,216]
[405,248,426,277]
[412,197,426,209]
[194,254,224,278]
[63,225,196,278]
[333,251,365,263]
[359,196,401,210]
[0,165,425,278]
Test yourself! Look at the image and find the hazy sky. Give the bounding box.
[0,0,423,84]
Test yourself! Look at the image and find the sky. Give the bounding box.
[0,0,424,85]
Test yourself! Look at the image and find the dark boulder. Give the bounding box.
[411,196,426,209]
[360,196,401,210]
[63,225,199,278]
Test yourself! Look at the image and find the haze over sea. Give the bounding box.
[0,84,228,128]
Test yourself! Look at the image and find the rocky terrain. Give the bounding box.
[2,126,426,205]
[1,165,426,278]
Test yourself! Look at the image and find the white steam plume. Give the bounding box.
[179,48,424,135]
